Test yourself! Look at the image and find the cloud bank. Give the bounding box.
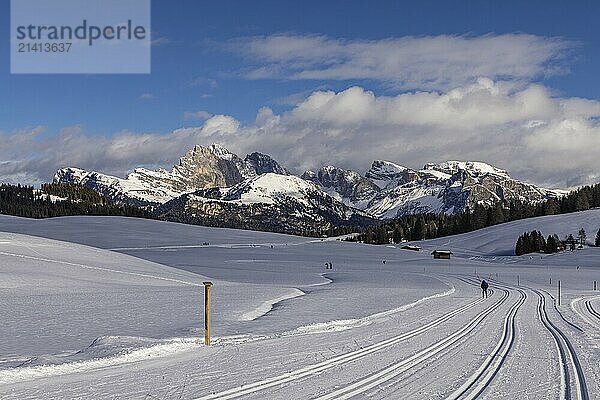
[3,79,600,188]
[233,33,574,90]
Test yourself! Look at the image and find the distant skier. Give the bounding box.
[481,280,489,299]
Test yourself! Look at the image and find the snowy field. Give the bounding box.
[1,211,600,399]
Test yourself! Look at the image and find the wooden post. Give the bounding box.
[558,280,561,306]
[203,281,213,346]
[549,277,552,285]
[517,275,520,287]
[594,280,597,291]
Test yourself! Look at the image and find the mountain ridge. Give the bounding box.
[54,143,566,233]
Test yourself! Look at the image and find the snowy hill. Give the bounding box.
[418,208,600,257]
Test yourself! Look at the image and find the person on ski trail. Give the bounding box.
[481,280,489,299]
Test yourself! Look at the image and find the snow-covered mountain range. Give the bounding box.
[54,144,565,231]
[303,160,565,218]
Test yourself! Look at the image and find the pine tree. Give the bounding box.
[567,234,576,250]
[578,228,587,246]
[375,226,388,244]
[575,193,590,211]
[413,217,426,240]
[472,204,488,230]
[595,228,600,247]
[488,204,505,225]
[543,198,560,215]
[545,235,559,254]
[392,226,404,243]
[516,236,524,256]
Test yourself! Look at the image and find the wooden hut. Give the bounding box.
[431,250,453,260]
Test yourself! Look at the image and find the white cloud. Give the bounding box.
[233,34,575,90]
[183,110,213,121]
[138,93,156,100]
[189,78,218,89]
[184,81,600,188]
[3,81,600,189]
[151,36,172,46]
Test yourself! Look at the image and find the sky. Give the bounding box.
[2,0,600,188]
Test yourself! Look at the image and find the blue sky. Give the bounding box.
[2,0,600,186]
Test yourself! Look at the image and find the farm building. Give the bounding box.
[401,245,422,252]
[431,250,453,259]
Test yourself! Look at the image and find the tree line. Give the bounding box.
[0,183,154,219]
[515,231,558,255]
[516,228,600,256]
[348,182,600,245]
[41,182,111,204]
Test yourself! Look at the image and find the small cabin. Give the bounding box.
[431,250,453,260]
[401,245,422,252]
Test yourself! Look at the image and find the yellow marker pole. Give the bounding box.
[203,281,213,345]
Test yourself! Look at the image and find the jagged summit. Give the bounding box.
[366,160,411,180]
[245,152,289,176]
[365,160,419,189]
[302,166,379,208]
[206,143,233,159]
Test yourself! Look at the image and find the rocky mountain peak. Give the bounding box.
[302,165,380,207]
[366,160,419,188]
[366,160,411,178]
[245,152,289,175]
[207,143,234,160]
[423,161,510,178]
[156,172,374,234]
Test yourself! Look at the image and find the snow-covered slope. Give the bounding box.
[419,208,600,257]
[156,173,375,233]
[306,160,564,219]
[3,212,600,399]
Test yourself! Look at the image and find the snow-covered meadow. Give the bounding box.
[1,211,600,399]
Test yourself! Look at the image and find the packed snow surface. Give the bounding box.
[1,211,600,399]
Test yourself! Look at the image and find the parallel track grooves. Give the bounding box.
[540,289,584,332]
[311,287,510,400]
[194,282,487,400]
[535,290,589,400]
[446,288,526,399]
[584,301,600,322]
